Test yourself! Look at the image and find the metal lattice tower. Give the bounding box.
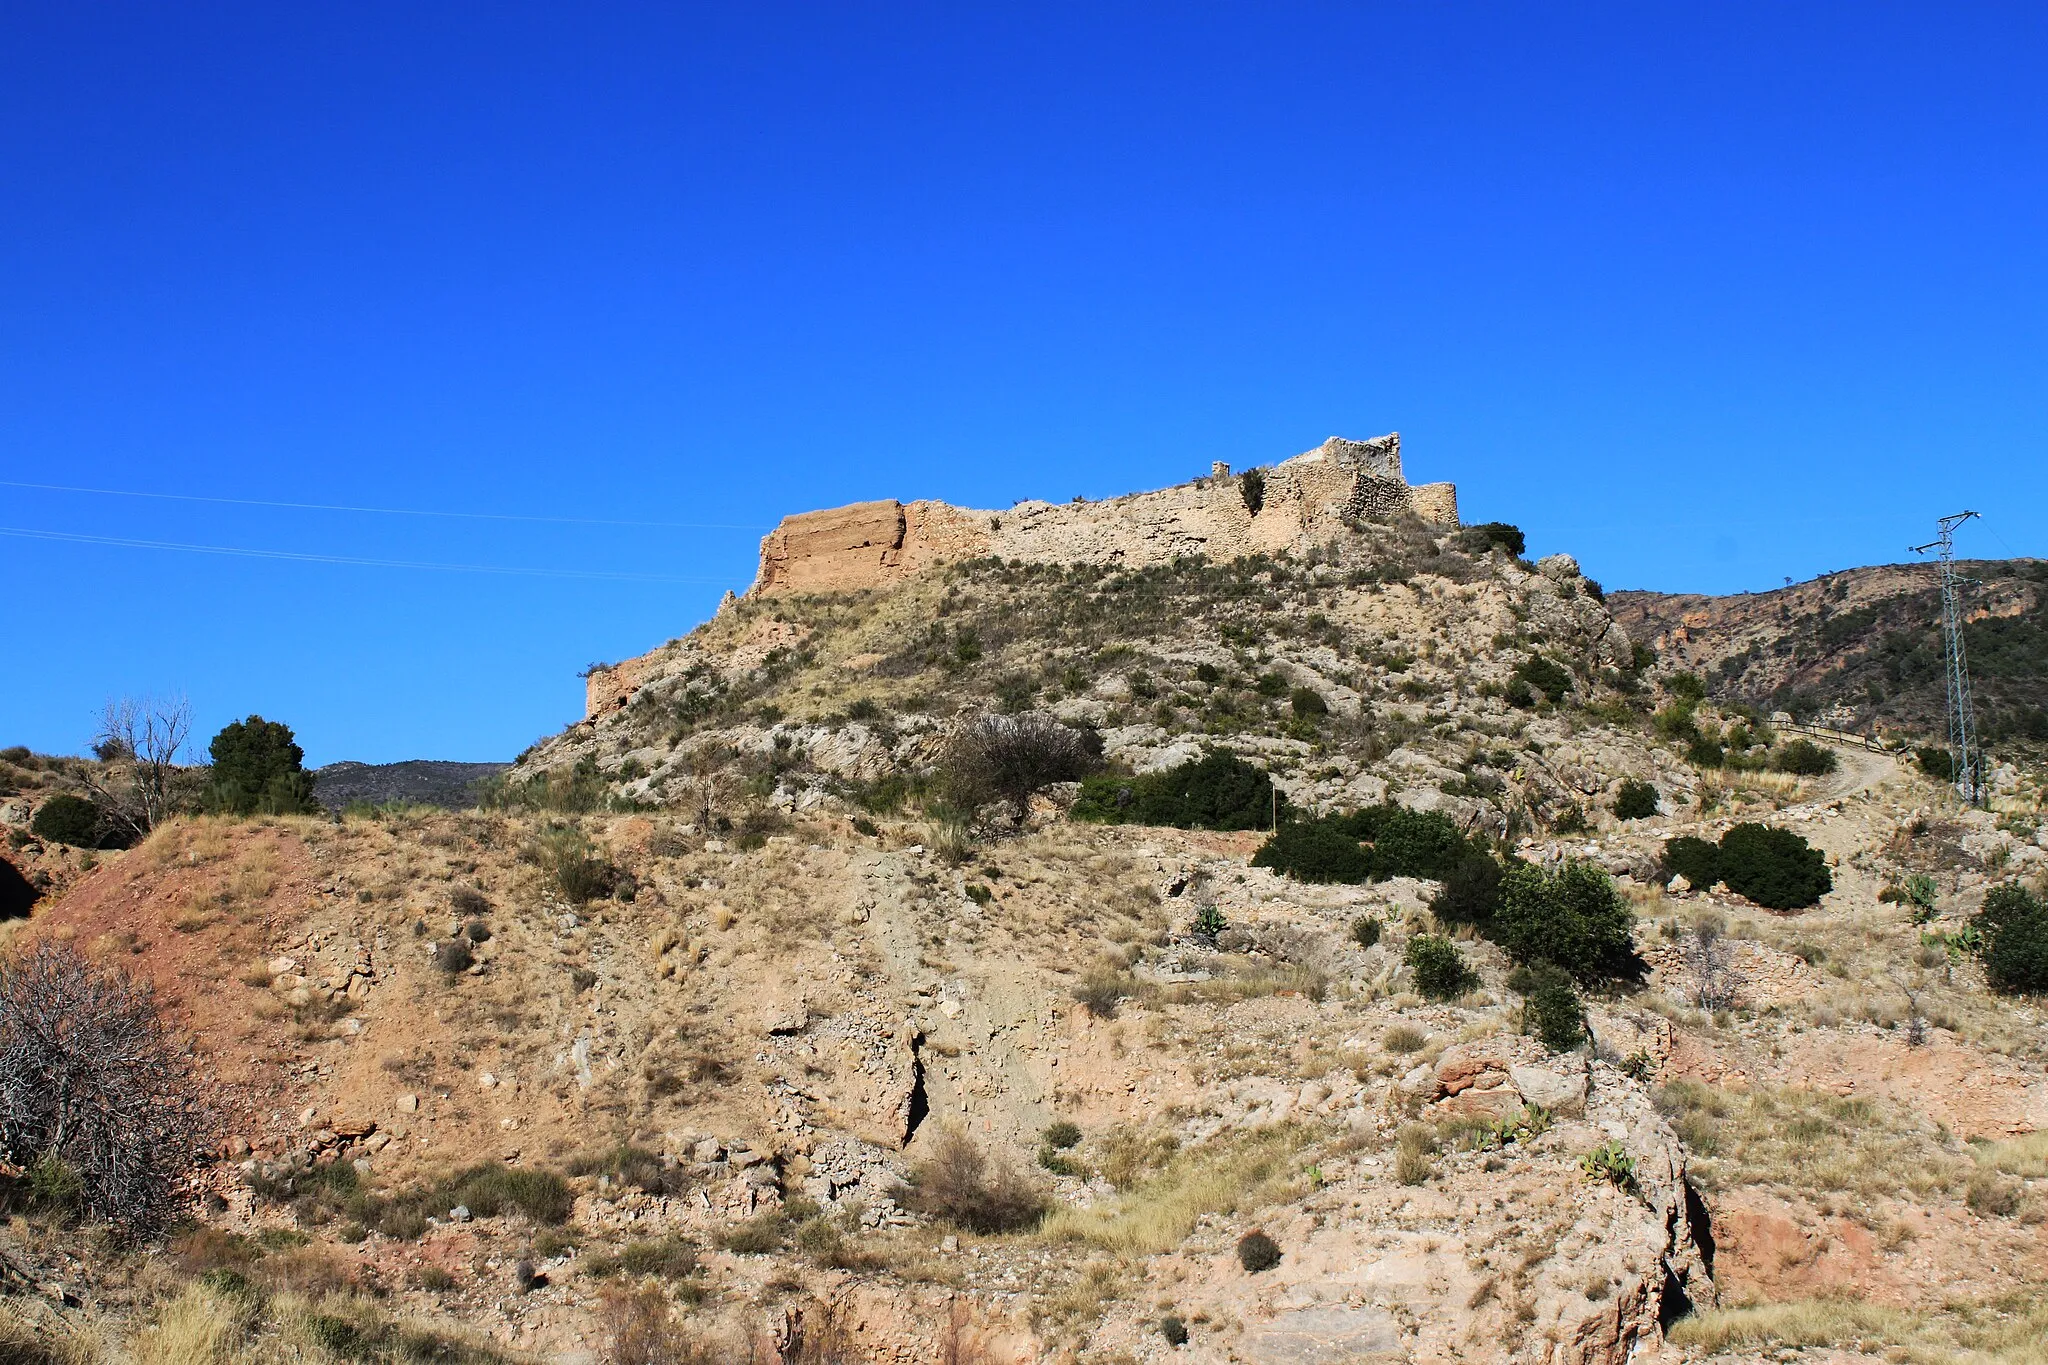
[1911,511,1983,804]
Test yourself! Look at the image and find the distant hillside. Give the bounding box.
[311,760,507,812]
[1610,557,2048,747]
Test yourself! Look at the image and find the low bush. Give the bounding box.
[1460,522,1526,557]
[1515,656,1574,703]
[1661,835,1721,888]
[432,939,474,974]
[1718,823,1831,910]
[1351,915,1381,949]
[1160,1314,1190,1346]
[1289,686,1328,720]
[1071,971,1129,1018]
[1072,749,1281,831]
[29,794,102,848]
[1613,779,1660,821]
[1493,861,1638,984]
[1043,1121,1081,1151]
[1514,962,1586,1051]
[941,713,1103,826]
[1773,739,1838,776]
[1430,852,1503,928]
[1915,746,1956,782]
[896,1129,1046,1234]
[1975,882,2048,995]
[1235,1229,1281,1272]
[1250,820,1373,883]
[528,826,617,903]
[1405,935,1477,1000]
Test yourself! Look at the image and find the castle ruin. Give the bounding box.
[750,434,1456,597]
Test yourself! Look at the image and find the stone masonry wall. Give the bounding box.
[749,433,1457,599]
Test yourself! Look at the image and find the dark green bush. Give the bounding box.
[1351,915,1381,949]
[1667,673,1707,703]
[1071,750,1280,831]
[204,715,318,816]
[1613,780,1660,821]
[1289,686,1328,719]
[1429,852,1503,929]
[1235,1229,1281,1272]
[1460,522,1526,557]
[1661,836,1721,888]
[1250,820,1374,883]
[1505,678,1536,709]
[1686,737,1726,768]
[432,939,474,974]
[1515,656,1574,703]
[1916,746,1957,782]
[1717,823,1831,910]
[1773,739,1838,776]
[1493,861,1638,984]
[1975,883,2048,995]
[1514,961,1586,1051]
[1239,468,1266,516]
[1160,1314,1190,1345]
[1405,935,1478,1000]
[1334,805,1472,880]
[30,794,102,848]
[1042,1121,1081,1151]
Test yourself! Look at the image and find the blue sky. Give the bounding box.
[4,4,2044,764]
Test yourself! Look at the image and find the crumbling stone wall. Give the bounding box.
[746,432,1457,599]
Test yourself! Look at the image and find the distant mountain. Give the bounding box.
[311,760,508,812]
[1610,558,2048,748]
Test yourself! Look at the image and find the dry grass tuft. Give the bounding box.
[1041,1126,1307,1255]
[1670,1295,2048,1365]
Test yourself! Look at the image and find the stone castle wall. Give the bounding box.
[751,433,1457,597]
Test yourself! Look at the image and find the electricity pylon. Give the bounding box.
[1911,512,1983,805]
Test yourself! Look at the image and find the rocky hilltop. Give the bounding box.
[1,446,2045,1365]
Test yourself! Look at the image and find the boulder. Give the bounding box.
[1509,1062,1589,1117]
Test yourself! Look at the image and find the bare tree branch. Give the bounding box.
[80,695,192,840]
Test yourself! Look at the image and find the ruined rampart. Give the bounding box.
[752,433,1456,597]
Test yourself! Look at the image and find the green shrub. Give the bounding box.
[1667,673,1707,703]
[1460,522,1525,557]
[1289,686,1328,719]
[1773,739,1838,776]
[204,715,318,816]
[1239,468,1265,516]
[1251,820,1374,883]
[30,794,102,848]
[1916,746,1957,782]
[1042,1121,1081,1151]
[1515,656,1574,703]
[1235,1229,1281,1272]
[1192,904,1226,939]
[1975,883,2048,995]
[1661,836,1721,888]
[1334,805,1472,880]
[1071,750,1280,831]
[432,939,473,974]
[1351,916,1381,949]
[1514,962,1586,1051]
[1160,1315,1190,1346]
[1717,823,1831,910]
[1613,780,1660,821]
[1429,853,1503,929]
[1493,861,1638,984]
[529,826,617,903]
[1686,736,1726,768]
[1505,678,1536,709]
[1405,935,1477,1000]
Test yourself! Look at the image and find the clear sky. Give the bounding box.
[4,4,2044,764]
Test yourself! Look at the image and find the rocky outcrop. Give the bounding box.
[749,433,1458,598]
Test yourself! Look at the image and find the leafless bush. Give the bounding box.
[0,941,213,1238]
[941,713,1102,826]
[1683,921,1738,1011]
[895,1128,1047,1234]
[80,694,193,840]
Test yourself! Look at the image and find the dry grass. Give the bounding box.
[1655,1079,1964,1200]
[1974,1130,2048,1178]
[1040,1126,1308,1255]
[1670,1295,2048,1364]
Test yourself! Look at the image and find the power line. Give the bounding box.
[0,479,767,531]
[1910,512,1984,806]
[0,526,736,584]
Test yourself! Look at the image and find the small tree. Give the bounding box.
[943,714,1102,827]
[205,715,318,816]
[1975,883,2048,995]
[1430,852,1503,928]
[1515,962,1586,1051]
[0,942,212,1237]
[1613,780,1660,821]
[83,695,192,839]
[1493,861,1638,984]
[1405,935,1477,1000]
[895,1128,1046,1233]
[1239,469,1266,516]
[1773,739,1838,777]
